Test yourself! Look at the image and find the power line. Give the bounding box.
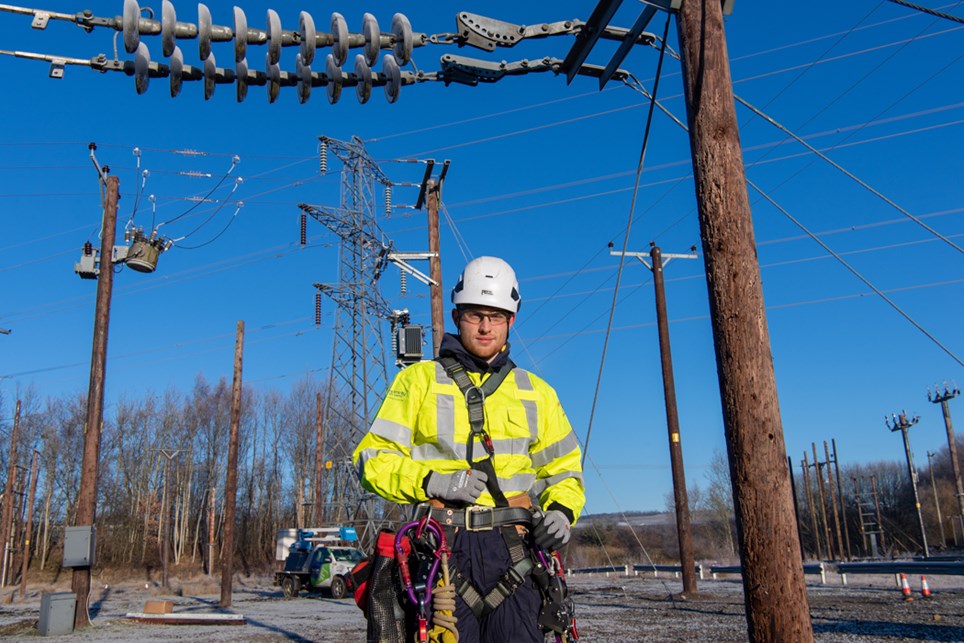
[737,1,885,130]
[583,13,672,469]
[746,178,962,367]
[526,278,963,346]
[735,92,963,254]
[885,0,964,24]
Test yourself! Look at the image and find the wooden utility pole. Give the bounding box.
[313,392,325,525]
[157,449,183,591]
[787,456,805,562]
[20,449,39,599]
[650,244,697,595]
[73,171,119,628]
[614,244,698,594]
[811,443,834,560]
[220,320,244,608]
[1,401,21,589]
[928,385,963,541]
[676,0,812,637]
[871,475,886,552]
[886,411,929,557]
[824,441,844,561]
[207,486,216,576]
[926,451,947,548]
[426,178,444,357]
[831,440,852,560]
[801,455,822,560]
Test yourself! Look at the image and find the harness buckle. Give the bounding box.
[464,385,485,406]
[464,505,495,531]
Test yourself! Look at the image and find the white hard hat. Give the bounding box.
[451,256,521,313]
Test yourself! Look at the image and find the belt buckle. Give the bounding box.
[464,505,495,531]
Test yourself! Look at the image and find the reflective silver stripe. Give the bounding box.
[435,360,453,384]
[514,369,534,391]
[540,470,583,487]
[413,393,463,461]
[356,446,404,469]
[530,478,547,499]
[435,392,457,452]
[412,441,465,461]
[521,399,538,441]
[497,472,536,494]
[490,436,531,455]
[370,417,412,445]
[530,431,580,469]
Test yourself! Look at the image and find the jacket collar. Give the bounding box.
[437,333,512,374]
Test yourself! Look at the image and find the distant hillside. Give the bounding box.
[574,510,715,528]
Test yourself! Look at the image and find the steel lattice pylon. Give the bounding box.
[299,135,397,546]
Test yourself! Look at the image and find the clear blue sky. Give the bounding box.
[0,1,961,515]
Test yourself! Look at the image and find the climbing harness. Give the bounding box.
[435,356,579,642]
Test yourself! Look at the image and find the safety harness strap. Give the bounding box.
[449,525,534,619]
[439,356,515,508]
[436,356,540,621]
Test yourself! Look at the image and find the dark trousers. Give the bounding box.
[450,528,542,643]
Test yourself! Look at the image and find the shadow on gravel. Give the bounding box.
[239,615,317,642]
[89,586,114,618]
[814,620,964,641]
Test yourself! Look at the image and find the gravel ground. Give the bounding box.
[2,572,963,641]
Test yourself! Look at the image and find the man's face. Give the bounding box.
[453,306,516,362]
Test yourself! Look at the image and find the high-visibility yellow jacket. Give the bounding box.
[353,359,585,523]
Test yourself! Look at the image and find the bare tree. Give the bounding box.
[702,449,736,558]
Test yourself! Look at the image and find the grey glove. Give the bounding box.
[425,469,488,504]
[533,510,571,550]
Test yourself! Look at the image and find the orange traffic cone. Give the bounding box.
[921,576,932,598]
[900,573,914,601]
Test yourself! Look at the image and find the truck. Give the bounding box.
[274,526,366,599]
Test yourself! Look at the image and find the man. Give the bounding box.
[353,256,584,643]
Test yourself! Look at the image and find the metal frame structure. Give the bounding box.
[300,136,393,546]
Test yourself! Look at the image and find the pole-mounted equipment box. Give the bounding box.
[63,526,96,568]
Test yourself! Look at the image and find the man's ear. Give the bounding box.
[451,308,460,326]
[507,314,516,329]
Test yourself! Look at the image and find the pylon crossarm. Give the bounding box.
[387,253,437,287]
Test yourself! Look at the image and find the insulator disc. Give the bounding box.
[169,45,183,97]
[198,3,212,61]
[203,51,216,100]
[123,0,141,54]
[236,56,249,102]
[326,54,343,104]
[233,6,248,63]
[382,53,401,104]
[362,13,380,65]
[391,13,413,65]
[267,9,282,66]
[134,41,150,94]
[354,54,372,104]
[299,11,316,66]
[330,12,349,67]
[266,53,280,104]
[296,53,311,104]
[161,0,176,57]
